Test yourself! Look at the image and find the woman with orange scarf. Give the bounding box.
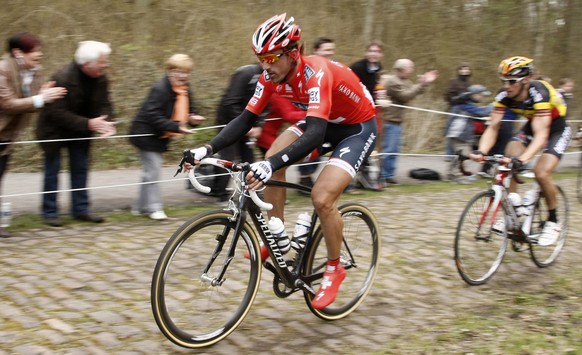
[129,54,205,220]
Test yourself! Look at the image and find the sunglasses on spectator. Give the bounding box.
[256,49,293,64]
[500,77,526,85]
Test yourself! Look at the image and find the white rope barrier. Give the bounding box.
[0,117,281,145]
[1,105,580,146]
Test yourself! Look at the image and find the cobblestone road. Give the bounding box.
[1,177,581,354]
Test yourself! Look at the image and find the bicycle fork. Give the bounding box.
[200,215,246,287]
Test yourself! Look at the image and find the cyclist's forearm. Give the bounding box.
[209,110,257,152]
[267,116,326,170]
[519,134,547,163]
[478,127,498,155]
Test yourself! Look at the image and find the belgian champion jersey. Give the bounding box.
[493,80,567,121]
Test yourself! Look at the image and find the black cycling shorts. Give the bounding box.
[287,117,377,178]
[512,122,572,158]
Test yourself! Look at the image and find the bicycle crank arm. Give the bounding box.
[295,279,316,295]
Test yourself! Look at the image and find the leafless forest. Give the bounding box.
[2,0,581,170]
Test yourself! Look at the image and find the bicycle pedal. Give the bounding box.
[525,234,540,244]
[511,241,529,252]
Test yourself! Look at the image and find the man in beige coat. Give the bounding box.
[379,58,438,185]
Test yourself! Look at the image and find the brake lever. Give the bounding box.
[174,157,186,177]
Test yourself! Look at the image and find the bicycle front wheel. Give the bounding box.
[454,190,508,285]
[151,211,262,348]
[529,185,569,267]
[303,203,380,320]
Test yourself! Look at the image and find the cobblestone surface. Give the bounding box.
[1,154,581,354]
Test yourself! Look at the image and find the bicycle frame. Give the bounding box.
[480,156,535,240]
[245,188,320,294]
[189,158,321,295]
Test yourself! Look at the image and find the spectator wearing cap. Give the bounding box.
[446,85,492,157]
[445,84,497,181]
[443,63,472,160]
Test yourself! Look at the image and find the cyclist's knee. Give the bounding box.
[534,166,552,181]
[311,190,335,214]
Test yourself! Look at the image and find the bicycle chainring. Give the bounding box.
[273,275,295,298]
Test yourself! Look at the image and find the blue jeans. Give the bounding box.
[42,140,90,219]
[380,122,401,180]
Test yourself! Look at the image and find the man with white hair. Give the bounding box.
[379,58,439,186]
[37,40,116,227]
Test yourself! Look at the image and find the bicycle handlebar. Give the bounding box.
[187,158,273,211]
[457,153,526,184]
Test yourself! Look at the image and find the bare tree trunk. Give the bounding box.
[531,0,548,67]
[363,0,377,42]
[134,0,154,45]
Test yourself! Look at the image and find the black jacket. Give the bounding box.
[129,75,197,152]
[349,58,382,99]
[216,64,265,127]
[37,62,113,157]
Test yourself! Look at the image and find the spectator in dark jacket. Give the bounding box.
[210,63,265,201]
[349,41,383,99]
[37,41,116,227]
[129,54,205,220]
[444,63,472,108]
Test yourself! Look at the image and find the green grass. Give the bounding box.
[9,168,579,232]
[8,204,211,231]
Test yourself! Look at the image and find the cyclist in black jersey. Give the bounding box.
[471,56,572,246]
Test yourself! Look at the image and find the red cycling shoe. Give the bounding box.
[311,261,346,310]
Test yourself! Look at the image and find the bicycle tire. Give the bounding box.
[151,211,262,348]
[454,190,509,285]
[303,203,380,320]
[529,185,569,267]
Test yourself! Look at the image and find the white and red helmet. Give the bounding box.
[251,13,301,55]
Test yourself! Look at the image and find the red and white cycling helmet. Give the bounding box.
[251,13,301,55]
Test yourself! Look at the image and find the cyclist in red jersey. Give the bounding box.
[185,13,377,309]
[471,56,572,246]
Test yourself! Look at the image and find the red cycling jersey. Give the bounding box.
[245,55,376,124]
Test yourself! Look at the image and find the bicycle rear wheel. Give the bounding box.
[151,211,262,348]
[454,190,508,285]
[303,203,380,320]
[529,185,569,267]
